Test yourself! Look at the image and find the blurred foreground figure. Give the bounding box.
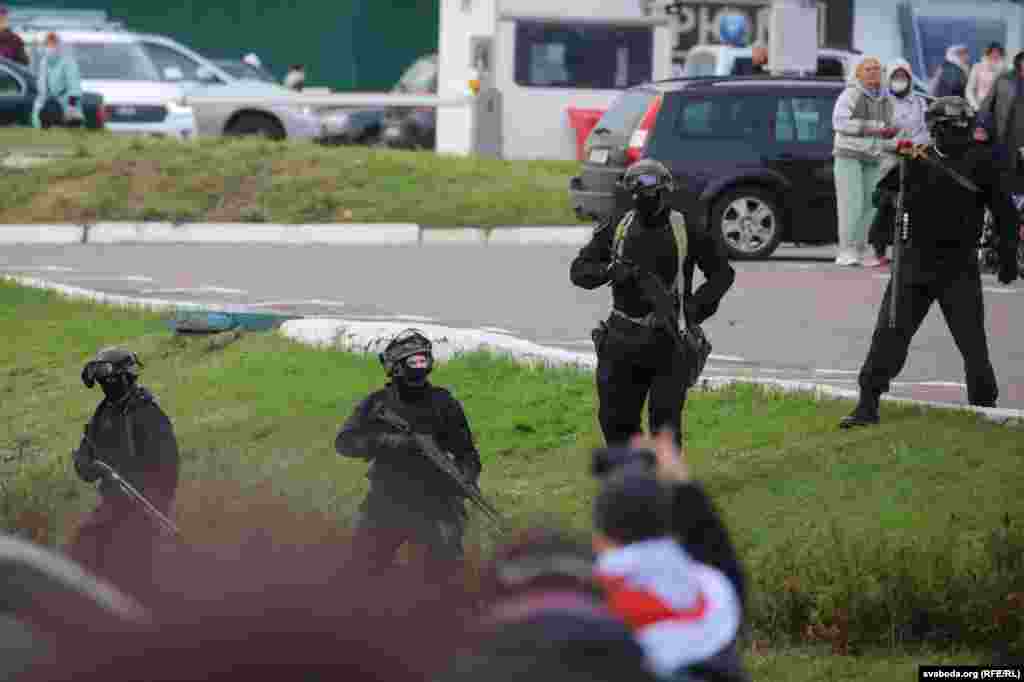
[335,329,482,579]
[23,540,462,682]
[67,347,179,599]
[443,529,662,682]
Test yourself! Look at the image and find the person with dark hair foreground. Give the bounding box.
[591,432,749,682]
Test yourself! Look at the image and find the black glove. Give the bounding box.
[73,449,103,483]
[607,260,638,286]
[999,261,1018,285]
[682,301,699,326]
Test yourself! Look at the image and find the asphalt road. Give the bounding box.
[3,243,1022,409]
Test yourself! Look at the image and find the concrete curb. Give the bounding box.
[5,275,1022,427]
[0,225,85,244]
[1,223,591,246]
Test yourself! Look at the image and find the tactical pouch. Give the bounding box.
[681,324,712,388]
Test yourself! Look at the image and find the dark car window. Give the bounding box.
[594,89,657,135]
[675,94,775,139]
[69,43,160,81]
[816,57,844,77]
[775,95,836,144]
[0,69,22,95]
[514,20,652,89]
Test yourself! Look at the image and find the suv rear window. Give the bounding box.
[593,89,657,135]
[675,94,776,139]
[68,42,159,80]
[514,20,653,89]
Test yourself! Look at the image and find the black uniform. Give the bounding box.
[855,131,1019,412]
[336,381,482,570]
[69,385,179,596]
[570,207,734,448]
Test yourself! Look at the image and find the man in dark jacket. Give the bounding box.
[977,50,1024,172]
[69,347,180,598]
[570,160,735,449]
[932,44,970,99]
[0,6,30,66]
[335,329,482,576]
[842,97,1020,427]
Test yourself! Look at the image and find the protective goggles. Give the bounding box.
[82,361,120,388]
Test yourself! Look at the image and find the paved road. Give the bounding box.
[3,243,1022,409]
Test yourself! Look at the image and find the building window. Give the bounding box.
[514,20,653,89]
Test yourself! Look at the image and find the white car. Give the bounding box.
[19,28,196,140]
[16,26,330,141]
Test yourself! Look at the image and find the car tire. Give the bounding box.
[710,186,784,260]
[227,113,286,141]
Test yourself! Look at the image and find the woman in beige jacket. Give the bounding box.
[967,42,1005,111]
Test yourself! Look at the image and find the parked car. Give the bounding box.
[18,28,196,139]
[324,53,438,147]
[0,57,105,129]
[570,76,846,259]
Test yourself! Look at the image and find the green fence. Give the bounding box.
[7,0,439,91]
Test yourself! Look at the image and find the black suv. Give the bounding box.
[569,76,846,259]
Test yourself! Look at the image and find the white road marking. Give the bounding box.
[140,285,248,296]
[351,314,437,322]
[814,368,859,375]
[480,326,516,335]
[64,275,155,283]
[252,299,348,308]
[914,381,968,388]
[984,287,1018,294]
[709,354,746,363]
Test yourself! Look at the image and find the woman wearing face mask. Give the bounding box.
[31,32,83,129]
[832,56,896,267]
[865,60,931,267]
[967,43,1005,112]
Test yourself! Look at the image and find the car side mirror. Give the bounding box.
[163,66,184,81]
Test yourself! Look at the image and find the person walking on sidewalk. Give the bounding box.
[832,55,896,267]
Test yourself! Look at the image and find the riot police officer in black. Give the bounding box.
[335,329,482,575]
[69,347,180,597]
[842,97,1020,427]
[570,160,735,447]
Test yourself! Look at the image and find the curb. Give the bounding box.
[0,223,590,246]
[5,274,1020,428]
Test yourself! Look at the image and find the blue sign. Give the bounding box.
[718,12,749,47]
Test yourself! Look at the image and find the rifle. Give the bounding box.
[623,261,711,388]
[371,405,506,531]
[80,430,182,539]
[889,156,908,329]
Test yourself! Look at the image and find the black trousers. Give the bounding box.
[858,262,998,406]
[596,315,688,448]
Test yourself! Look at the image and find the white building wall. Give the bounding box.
[437,0,497,156]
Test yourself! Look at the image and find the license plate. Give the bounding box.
[589,148,609,164]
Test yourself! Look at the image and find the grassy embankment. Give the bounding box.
[1,279,1021,679]
[0,128,579,226]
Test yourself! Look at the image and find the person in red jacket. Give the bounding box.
[0,6,29,66]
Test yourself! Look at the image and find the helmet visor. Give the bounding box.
[85,361,116,382]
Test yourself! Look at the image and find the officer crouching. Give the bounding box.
[842,97,1020,427]
[68,347,180,597]
[570,160,735,447]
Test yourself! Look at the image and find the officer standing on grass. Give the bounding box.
[570,160,735,448]
[841,97,1020,428]
[69,347,180,598]
[335,329,482,577]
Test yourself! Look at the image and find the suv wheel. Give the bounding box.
[227,113,286,140]
[711,187,783,260]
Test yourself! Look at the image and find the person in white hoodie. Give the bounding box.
[832,56,897,266]
[865,59,932,267]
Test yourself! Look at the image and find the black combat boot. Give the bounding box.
[839,391,881,429]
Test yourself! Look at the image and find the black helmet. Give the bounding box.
[81,347,143,388]
[619,160,675,218]
[619,159,676,195]
[379,329,433,381]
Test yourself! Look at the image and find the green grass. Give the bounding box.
[0,128,579,226]
[1,279,1022,678]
